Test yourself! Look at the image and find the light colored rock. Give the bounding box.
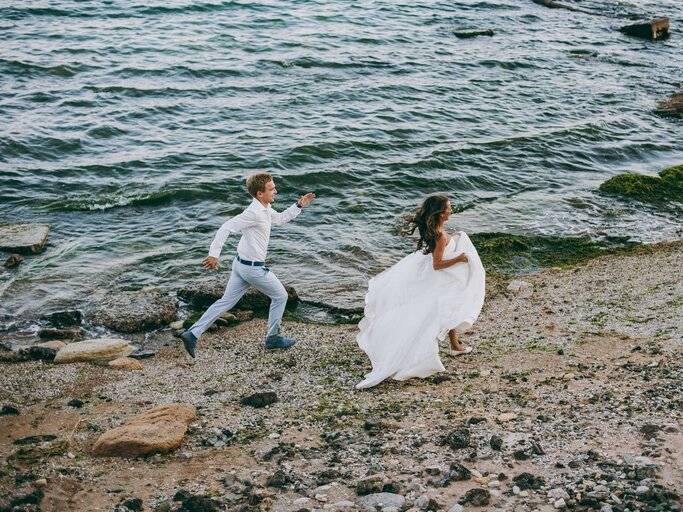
[92,403,196,457]
[449,505,464,512]
[507,279,533,297]
[356,493,405,510]
[108,357,143,371]
[54,338,132,364]
[497,412,518,423]
[554,498,567,509]
[293,497,310,505]
[37,341,67,351]
[0,224,50,254]
[169,320,184,330]
[34,478,47,487]
[548,488,570,501]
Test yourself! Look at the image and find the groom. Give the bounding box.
[180,173,315,358]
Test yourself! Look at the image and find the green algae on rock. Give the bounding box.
[470,233,639,274]
[598,164,683,204]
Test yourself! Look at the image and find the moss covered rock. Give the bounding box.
[598,164,683,204]
[470,232,638,274]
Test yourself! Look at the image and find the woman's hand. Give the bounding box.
[456,252,468,264]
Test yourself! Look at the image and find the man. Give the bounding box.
[180,173,315,357]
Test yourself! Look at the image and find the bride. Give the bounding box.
[356,194,486,389]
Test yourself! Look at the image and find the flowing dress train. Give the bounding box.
[356,232,485,389]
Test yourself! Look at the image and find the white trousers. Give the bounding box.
[189,257,288,340]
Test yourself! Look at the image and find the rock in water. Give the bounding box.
[3,254,23,268]
[54,338,132,364]
[92,403,196,457]
[454,29,494,39]
[241,392,278,408]
[619,18,670,40]
[0,224,50,254]
[92,289,178,332]
[656,90,683,118]
[42,310,82,327]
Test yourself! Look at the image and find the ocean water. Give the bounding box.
[1,0,682,325]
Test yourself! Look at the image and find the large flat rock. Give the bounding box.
[92,403,196,457]
[54,338,132,364]
[92,289,179,332]
[0,224,50,254]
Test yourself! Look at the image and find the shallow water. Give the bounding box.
[1,0,682,322]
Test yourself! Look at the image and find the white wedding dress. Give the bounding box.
[356,232,485,389]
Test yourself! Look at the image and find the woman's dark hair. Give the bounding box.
[401,194,450,254]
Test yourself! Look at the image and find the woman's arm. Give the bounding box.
[432,234,468,270]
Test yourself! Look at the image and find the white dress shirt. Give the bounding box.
[208,198,301,261]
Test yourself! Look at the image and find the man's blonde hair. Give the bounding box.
[246,173,273,197]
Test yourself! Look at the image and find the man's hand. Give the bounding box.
[297,192,316,207]
[203,256,219,270]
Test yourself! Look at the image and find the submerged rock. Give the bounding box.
[3,254,23,269]
[454,29,494,39]
[599,165,683,205]
[656,90,683,118]
[92,289,178,332]
[0,224,50,254]
[92,403,196,457]
[619,18,670,40]
[42,310,82,327]
[54,338,132,364]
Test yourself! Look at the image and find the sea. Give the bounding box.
[1,0,682,332]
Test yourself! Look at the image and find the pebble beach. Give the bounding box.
[0,240,680,511]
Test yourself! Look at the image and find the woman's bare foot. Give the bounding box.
[448,329,472,355]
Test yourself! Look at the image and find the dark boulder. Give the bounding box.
[619,18,670,40]
[459,488,490,506]
[18,346,57,362]
[3,254,23,269]
[454,29,494,39]
[42,310,82,327]
[241,391,278,408]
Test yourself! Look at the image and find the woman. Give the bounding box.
[356,195,486,389]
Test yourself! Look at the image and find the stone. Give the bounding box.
[92,289,179,332]
[241,391,278,408]
[54,338,132,364]
[443,427,471,449]
[490,435,504,451]
[67,399,84,408]
[507,280,533,297]
[266,469,291,488]
[453,29,494,39]
[108,357,144,371]
[657,90,683,118]
[619,18,670,40]
[18,346,57,362]
[121,498,143,511]
[0,405,19,416]
[129,350,156,360]
[178,277,299,311]
[459,488,490,506]
[356,493,405,510]
[92,403,196,457]
[37,327,82,340]
[169,320,184,330]
[36,341,67,351]
[3,254,23,268]
[449,463,472,481]
[42,310,82,327]
[0,224,50,254]
[497,412,518,423]
[35,479,47,487]
[415,495,429,509]
[357,474,384,495]
[548,488,570,501]
[449,506,464,512]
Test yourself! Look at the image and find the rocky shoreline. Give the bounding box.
[0,239,680,511]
